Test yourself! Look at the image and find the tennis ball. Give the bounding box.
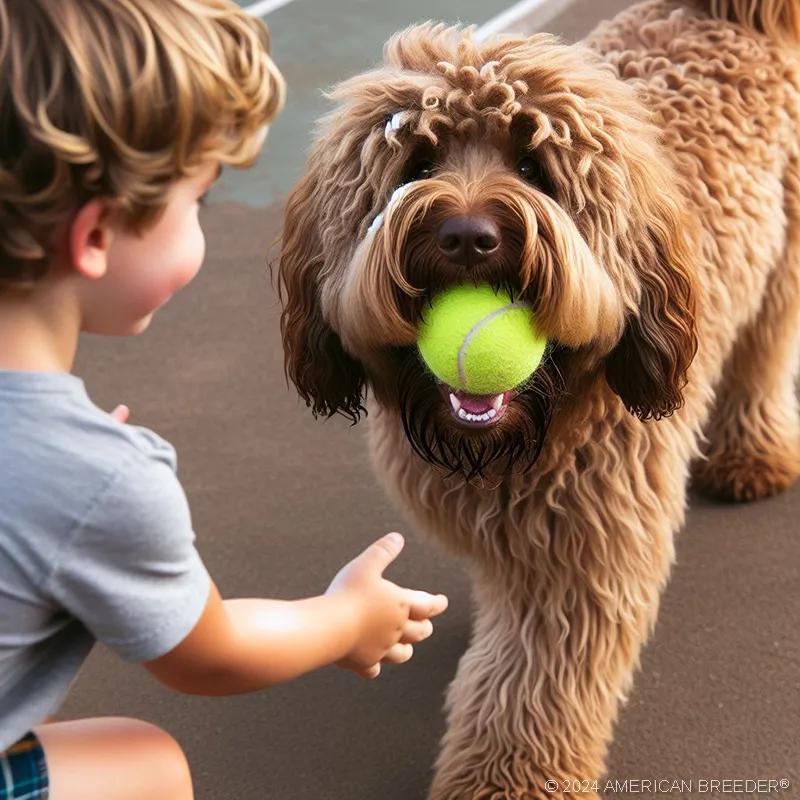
[417,284,547,395]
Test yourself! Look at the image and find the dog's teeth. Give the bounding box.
[491,394,505,411]
[449,393,462,414]
[460,410,491,423]
[452,398,499,424]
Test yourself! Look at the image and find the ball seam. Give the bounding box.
[456,302,530,391]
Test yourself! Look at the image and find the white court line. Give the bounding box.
[242,0,575,42]
[474,0,574,41]
[242,0,296,17]
[243,0,575,33]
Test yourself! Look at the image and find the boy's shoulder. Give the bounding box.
[0,370,178,514]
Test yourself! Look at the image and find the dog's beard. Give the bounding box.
[392,347,567,484]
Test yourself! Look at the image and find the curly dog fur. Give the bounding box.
[276,0,800,796]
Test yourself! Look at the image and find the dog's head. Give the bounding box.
[275,24,698,481]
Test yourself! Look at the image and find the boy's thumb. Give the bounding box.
[110,405,130,424]
[363,532,405,572]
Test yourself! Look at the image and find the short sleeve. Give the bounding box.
[46,451,211,663]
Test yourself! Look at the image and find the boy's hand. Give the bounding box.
[325,533,448,679]
[110,405,130,423]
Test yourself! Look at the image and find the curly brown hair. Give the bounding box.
[0,0,285,288]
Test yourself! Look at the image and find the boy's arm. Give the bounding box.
[143,582,359,694]
[143,534,447,695]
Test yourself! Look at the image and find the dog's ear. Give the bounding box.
[274,170,367,424]
[605,203,698,421]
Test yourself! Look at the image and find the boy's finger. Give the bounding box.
[400,618,434,644]
[110,404,130,424]
[381,642,413,664]
[357,532,405,574]
[356,663,381,679]
[406,591,449,620]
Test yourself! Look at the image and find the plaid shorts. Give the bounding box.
[0,733,49,800]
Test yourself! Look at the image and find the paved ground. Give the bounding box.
[62,1,799,799]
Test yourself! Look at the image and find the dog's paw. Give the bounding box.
[692,449,800,503]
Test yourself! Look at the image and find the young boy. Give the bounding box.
[0,1,448,798]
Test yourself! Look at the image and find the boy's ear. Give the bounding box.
[69,199,114,280]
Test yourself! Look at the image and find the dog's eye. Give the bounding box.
[517,155,555,196]
[518,156,544,182]
[404,158,435,183]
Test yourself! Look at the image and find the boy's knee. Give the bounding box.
[90,718,193,799]
[130,720,193,799]
[36,716,194,800]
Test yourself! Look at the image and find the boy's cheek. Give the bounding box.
[168,239,207,296]
[175,251,205,292]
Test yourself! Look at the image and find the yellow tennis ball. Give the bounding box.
[417,284,547,395]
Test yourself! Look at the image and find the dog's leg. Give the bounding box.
[427,432,680,800]
[428,572,659,800]
[693,164,800,502]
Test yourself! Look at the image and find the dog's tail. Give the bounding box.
[706,0,800,42]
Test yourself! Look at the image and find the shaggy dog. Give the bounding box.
[276,0,800,796]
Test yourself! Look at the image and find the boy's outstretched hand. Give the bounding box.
[325,533,449,679]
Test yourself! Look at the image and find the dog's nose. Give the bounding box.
[437,216,501,266]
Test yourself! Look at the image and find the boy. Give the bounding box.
[0,1,448,798]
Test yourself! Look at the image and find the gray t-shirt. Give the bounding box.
[0,370,211,749]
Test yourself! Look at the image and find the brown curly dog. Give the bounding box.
[276,0,800,796]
